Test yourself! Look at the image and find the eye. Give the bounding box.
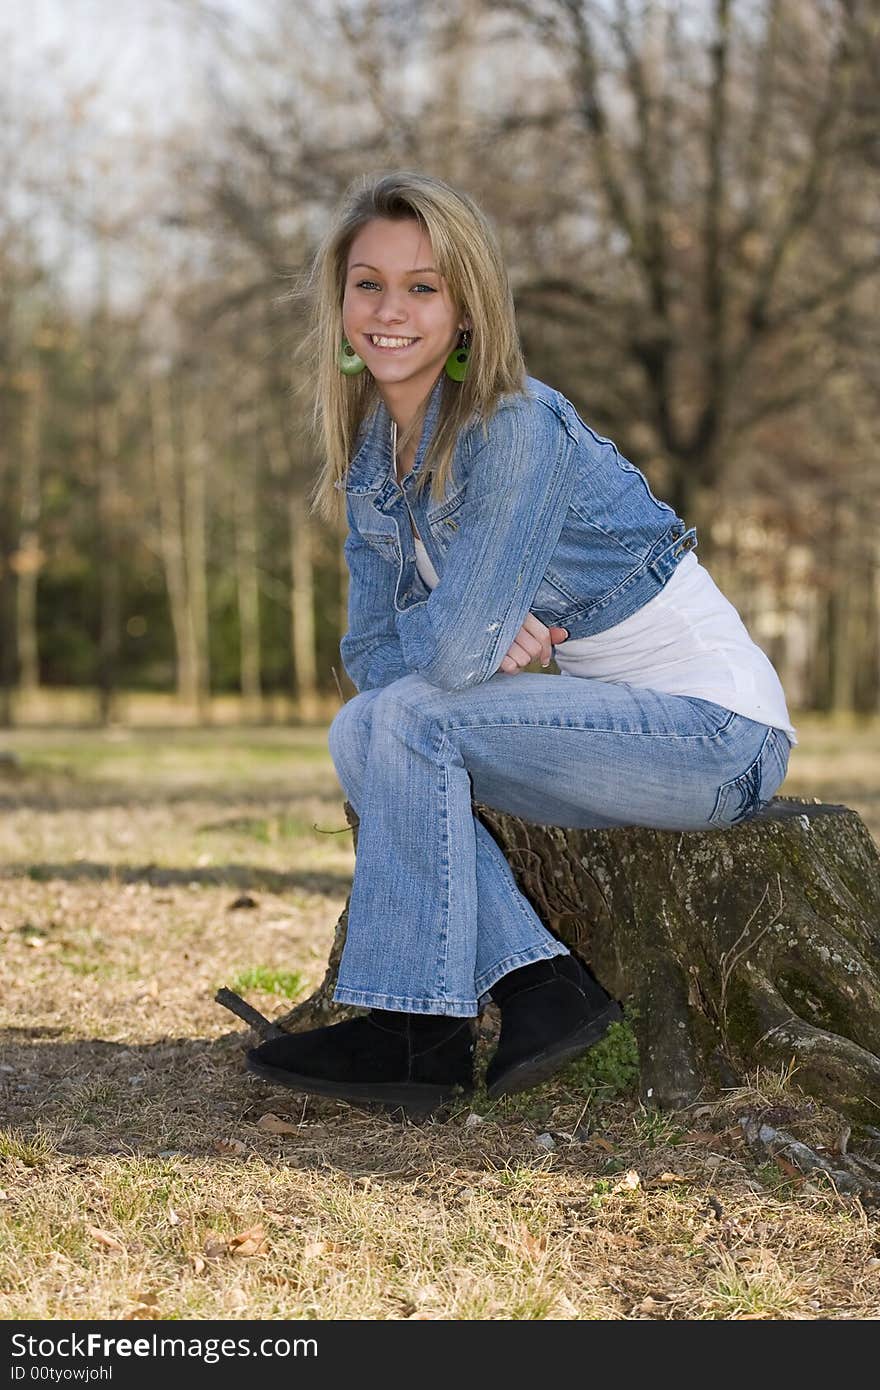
[355,279,380,290]
[411,284,437,293]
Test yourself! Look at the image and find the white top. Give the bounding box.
[413,539,797,745]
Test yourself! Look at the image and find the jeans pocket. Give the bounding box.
[708,726,790,828]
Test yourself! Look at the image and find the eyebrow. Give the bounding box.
[349,262,439,274]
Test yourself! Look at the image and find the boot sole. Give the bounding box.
[485,1001,624,1099]
[246,1051,470,1117]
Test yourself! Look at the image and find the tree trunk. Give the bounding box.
[15,361,43,696]
[149,374,199,715]
[289,486,319,723]
[181,392,211,722]
[279,797,880,1124]
[0,439,14,727]
[232,417,262,721]
[95,390,122,726]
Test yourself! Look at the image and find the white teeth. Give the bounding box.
[370,335,416,348]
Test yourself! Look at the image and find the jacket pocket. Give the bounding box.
[349,497,401,561]
[365,532,400,564]
[708,726,790,827]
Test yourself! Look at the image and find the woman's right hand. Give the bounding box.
[499,613,569,674]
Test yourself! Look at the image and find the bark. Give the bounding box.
[289,487,319,722]
[259,406,320,722]
[180,392,211,721]
[15,361,42,695]
[149,374,199,714]
[232,417,262,720]
[0,442,14,727]
[277,797,880,1124]
[95,389,122,726]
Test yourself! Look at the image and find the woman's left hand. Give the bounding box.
[499,613,568,674]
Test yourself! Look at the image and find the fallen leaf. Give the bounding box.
[229,1225,268,1258]
[87,1226,124,1252]
[774,1155,803,1181]
[592,1137,615,1153]
[167,1207,180,1227]
[123,1305,162,1321]
[303,1240,327,1259]
[680,1130,722,1147]
[226,1287,248,1311]
[652,1172,695,1186]
[129,1290,159,1307]
[494,1223,548,1260]
[191,1255,206,1275]
[212,1137,248,1157]
[518,1225,547,1260]
[0,1189,8,1201]
[633,1295,667,1316]
[612,1169,642,1193]
[256,1113,299,1136]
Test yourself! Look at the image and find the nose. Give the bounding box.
[373,290,409,325]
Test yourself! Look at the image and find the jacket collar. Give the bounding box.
[341,373,447,494]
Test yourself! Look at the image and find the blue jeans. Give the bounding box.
[327,673,791,1017]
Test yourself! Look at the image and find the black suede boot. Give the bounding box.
[485,954,623,1099]
[246,1010,475,1115]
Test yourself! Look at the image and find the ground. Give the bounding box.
[1,713,878,1320]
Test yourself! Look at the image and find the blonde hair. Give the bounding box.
[299,171,527,522]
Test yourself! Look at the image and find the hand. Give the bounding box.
[499,613,569,674]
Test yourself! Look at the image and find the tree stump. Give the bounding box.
[275,796,880,1125]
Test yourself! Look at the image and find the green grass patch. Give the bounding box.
[227,965,304,999]
[202,815,316,843]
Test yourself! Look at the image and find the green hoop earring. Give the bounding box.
[444,329,471,382]
[338,338,366,375]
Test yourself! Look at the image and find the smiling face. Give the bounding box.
[342,217,468,424]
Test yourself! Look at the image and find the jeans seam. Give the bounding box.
[708,724,776,826]
[474,819,561,946]
[439,714,740,741]
[333,986,479,1016]
[433,727,455,1004]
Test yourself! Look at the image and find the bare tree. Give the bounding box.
[13,356,43,696]
[149,372,203,715]
[231,404,263,720]
[487,0,880,525]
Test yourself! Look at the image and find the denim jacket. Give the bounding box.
[338,374,697,693]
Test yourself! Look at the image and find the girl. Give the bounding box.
[247,172,796,1115]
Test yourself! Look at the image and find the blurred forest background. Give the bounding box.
[1,0,877,727]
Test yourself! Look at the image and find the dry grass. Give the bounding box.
[1,718,879,1320]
